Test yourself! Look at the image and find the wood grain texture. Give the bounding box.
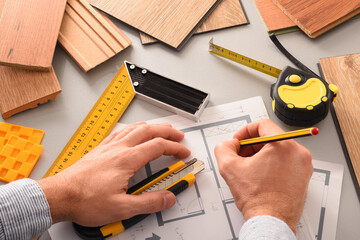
[59,0,132,72]
[272,0,360,38]
[0,0,67,70]
[0,66,61,119]
[319,53,360,189]
[91,0,221,49]
[140,0,248,45]
[254,0,297,34]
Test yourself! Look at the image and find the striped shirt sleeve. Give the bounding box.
[239,215,297,240]
[0,178,52,240]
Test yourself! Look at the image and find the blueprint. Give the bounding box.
[49,96,344,240]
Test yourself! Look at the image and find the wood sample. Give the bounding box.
[59,0,132,72]
[319,53,360,195]
[0,66,61,119]
[272,0,360,38]
[91,0,221,49]
[0,0,67,70]
[254,0,298,34]
[140,0,248,45]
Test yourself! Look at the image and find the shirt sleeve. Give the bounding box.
[238,215,297,240]
[0,178,52,240]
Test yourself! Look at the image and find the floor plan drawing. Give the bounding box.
[48,97,343,240]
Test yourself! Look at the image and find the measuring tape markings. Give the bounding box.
[44,65,135,177]
[209,39,282,78]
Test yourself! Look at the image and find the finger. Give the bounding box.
[129,138,191,172]
[234,119,284,140]
[120,191,176,218]
[214,139,242,176]
[99,122,146,146]
[113,122,147,141]
[120,124,185,147]
[214,139,241,163]
[234,119,285,154]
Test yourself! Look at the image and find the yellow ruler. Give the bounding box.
[209,38,282,78]
[43,65,135,177]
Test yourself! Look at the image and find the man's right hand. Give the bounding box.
[214,119,313,233]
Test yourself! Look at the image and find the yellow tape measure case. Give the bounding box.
[271,66,338,126]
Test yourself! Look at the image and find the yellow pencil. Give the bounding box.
[239,127,319,146]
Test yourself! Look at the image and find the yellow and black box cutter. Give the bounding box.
[209,38,338,127]
[73,158,205,240]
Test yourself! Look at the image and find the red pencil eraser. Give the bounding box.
[310,127,319,135]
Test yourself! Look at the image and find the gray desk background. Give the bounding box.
[2,1,359,239]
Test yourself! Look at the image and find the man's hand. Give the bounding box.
[214,119,313,233]
[37,122,191,226]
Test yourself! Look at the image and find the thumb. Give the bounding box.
[214,139,241,161]
[126,191,176,217]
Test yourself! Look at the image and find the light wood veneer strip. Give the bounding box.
[140,0,248,45]
[0,0,67,70]
[58,0,132,72]
[91,0,221,49]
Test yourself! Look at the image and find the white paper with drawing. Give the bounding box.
[48,96,343,240]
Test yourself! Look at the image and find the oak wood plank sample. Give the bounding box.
[91,0,221,49]
[272,0,360,38]
[0,0,67,70]
[319,53,360,192]
[140,0,248,45]
[0,66,61,119]
[59,0,132,72]
[254,0,297,34]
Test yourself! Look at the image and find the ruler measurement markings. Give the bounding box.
[80,73,132,155]
[44,66,135,177]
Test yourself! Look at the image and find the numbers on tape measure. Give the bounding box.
[209,39,282,78]
[44,65,135,177]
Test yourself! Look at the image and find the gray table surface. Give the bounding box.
[2,1,360,239]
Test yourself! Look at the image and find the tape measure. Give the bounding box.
[43,64,135,177]
[44,61,209,177]
[209,38,338,127]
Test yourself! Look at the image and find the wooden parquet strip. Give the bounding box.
[59,0,132,72]
[0,0,67,70]
[272,0,360,38]
[0,66,61,119]
[254,0,297,34]
[320,53,360,191]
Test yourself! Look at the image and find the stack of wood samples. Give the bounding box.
[253,0,297,34]
[91,0,221,49]
[140,0,248,45]
[0,0,67,70]
[0,66,61,119]
[59,0,132,72]
[272,0,360,38]
[319,53,360,197]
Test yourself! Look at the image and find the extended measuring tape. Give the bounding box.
[209,38,338,127]
[44,61,209,177]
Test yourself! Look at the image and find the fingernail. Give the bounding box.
[159,122,172,127]
[163,191,176,209]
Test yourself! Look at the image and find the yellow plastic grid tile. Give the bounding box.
[0,122,44,145]
[0,135,44,183]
